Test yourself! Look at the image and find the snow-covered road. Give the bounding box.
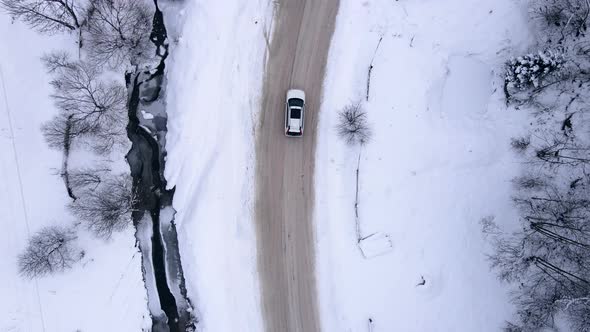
[254,0,338,331]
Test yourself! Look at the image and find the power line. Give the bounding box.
[0,65,47,332]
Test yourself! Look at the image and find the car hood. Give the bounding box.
[287,89,305,101]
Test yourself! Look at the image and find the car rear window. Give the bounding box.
[291,108,301,119]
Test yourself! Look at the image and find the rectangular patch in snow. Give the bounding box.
[358,232,393,258]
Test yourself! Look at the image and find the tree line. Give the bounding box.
[1,0,154,278]
[486,0,590,330]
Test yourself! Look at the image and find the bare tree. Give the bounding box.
[68,174,135,238]
[0,0,85,33]
[86,0,152,67]
[484,176,590,331]
[337,102,372,146]
[18,225,80,278]
[42,51,127,154]
[336,102,373,244]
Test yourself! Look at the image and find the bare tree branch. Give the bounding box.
[532,0,590,43]
[86,0,153,67]
[68,174,135,238]
[0,0,84,33]
[41,51,127,154]
[69,166,110,192]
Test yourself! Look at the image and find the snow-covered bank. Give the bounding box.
[164,0,273,330]
[0,16,149,332]
[315,0,533,330]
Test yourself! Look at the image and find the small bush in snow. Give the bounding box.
[18,226,80,278]
[505,50,564,90]
[337,102,372,146]
[479,215,499,238]
[512,174,547,190]
[510,136,531,152]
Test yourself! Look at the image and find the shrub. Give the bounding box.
[505,50,564,90]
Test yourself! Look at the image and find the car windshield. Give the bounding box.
[288,98,304,107]
[290,108,301,119]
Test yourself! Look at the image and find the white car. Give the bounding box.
[285,89,305,137]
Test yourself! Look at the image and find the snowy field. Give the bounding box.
[163,1,273,331]
[315,0,534,331]
[0,15,149,332]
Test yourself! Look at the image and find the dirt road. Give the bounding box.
[255,0,339,331]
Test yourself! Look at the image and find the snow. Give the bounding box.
[163,0,273,331]
[141,110,155,120]
[315,0,533,331]
[159,205,192,316]
[136,213,166,321]
[0,15,149,332]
